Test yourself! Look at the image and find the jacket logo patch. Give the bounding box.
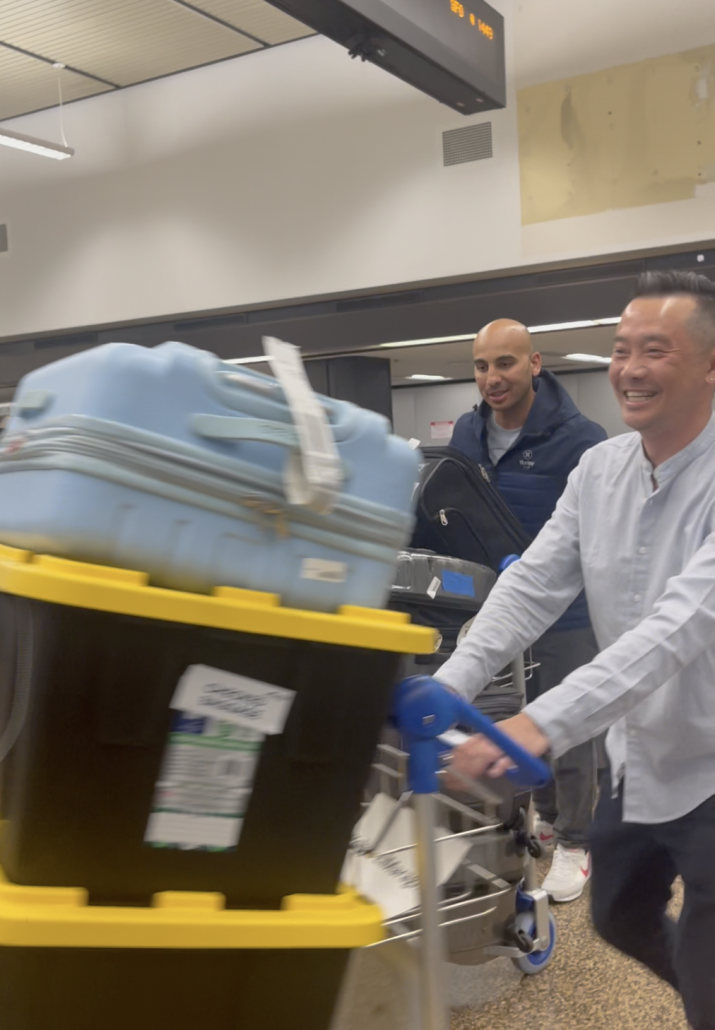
[519,449,535,469]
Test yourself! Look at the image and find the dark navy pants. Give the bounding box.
[590,773,715,1030]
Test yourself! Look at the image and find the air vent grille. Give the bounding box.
[442,123,493,166]
[0,224,7,254]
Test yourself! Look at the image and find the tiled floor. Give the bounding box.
[333,875,688,1030]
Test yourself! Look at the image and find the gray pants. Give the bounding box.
[528,627,601,849]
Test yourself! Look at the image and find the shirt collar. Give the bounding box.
[488,411,523,435]
[643,414,715,488]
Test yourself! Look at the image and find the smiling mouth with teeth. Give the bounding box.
[624,391,657,399]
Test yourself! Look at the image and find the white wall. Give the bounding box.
[392,380,477,444]
[0,3,521,340]
[392,370,628,443]
[556,372,629,439]
[2,0,715,344]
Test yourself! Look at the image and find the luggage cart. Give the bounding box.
[340,659,555,1030]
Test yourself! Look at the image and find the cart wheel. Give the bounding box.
[511,911,557,975]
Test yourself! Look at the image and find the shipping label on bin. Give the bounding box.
[145,666,296,852]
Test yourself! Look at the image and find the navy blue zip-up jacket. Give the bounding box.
[450,369,607,632]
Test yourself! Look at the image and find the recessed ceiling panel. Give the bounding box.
[0,44,111,121]
[192,0,314,45]
[0,0,260,88]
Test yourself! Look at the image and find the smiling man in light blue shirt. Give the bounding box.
[439,270,715,1030]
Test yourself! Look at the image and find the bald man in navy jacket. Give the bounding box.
[451,319,606,902]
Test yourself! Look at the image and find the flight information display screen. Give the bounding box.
[378,0,504,101]
[265,0,506,113]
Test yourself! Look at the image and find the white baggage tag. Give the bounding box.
[438,728,471,748]
[263,337,344,514]
[341,793,472,920]
[170,665,295,737]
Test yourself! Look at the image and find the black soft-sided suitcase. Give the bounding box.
[410,447,531,573]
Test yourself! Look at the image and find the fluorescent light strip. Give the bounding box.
[375,318,621,351]
[224,355,270,365]
[377,334,473,350]
[225,318,622,364]
[529,317,621,334]
[0,127,74,160]
[564,353,612,364]
[407,373,452,381]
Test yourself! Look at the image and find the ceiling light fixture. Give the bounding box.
[0,126,74,160]
[564,353,612,364]
[0,63,74,161]
[374,318,621,351]
[225,318,623,365]
[377,334,473,350]
[407,373,452,381]
[223,355,270,365]
[529,318,621,334]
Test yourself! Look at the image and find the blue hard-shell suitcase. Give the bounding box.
[0,340,420,612]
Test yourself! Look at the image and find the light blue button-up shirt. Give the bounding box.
[435,415,715,824]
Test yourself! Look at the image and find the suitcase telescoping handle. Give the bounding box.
[392,675,551,794]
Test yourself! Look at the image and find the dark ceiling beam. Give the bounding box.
[166,0,270,48]
[1,246,714,388]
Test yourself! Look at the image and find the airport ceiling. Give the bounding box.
[3,0,715,123]
[0,0,315,122]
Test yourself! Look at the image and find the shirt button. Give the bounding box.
[634,594,641,601]
[639,547,647,555]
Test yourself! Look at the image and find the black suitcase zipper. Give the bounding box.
[425,458,527,548]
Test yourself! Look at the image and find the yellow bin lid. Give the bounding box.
[0,544,435,654]
[0,866,384,949]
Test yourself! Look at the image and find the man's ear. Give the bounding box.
[707,347,715,384]
[531,351,542,377]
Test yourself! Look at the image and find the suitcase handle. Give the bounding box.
[263,338,344,514]
[190,414,301,449]
[198,340,345,514]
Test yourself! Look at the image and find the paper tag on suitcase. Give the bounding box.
[170,665,295,737]
[263,336,344,514]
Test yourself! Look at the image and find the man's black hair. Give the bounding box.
[633,270,715,349]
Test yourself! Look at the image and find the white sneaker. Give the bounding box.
[542,845,591,903]
[533,816,555,851]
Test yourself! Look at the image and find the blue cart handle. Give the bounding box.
[444,692,550,789]
[392,676,551,792]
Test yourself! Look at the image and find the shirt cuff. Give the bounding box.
[523,694,573,759]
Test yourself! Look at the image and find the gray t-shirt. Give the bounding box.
[487,411,522,464]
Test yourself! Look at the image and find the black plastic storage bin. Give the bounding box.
[0,870,383,1030]
[0,545,434,907]
[0,947,349,1030]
